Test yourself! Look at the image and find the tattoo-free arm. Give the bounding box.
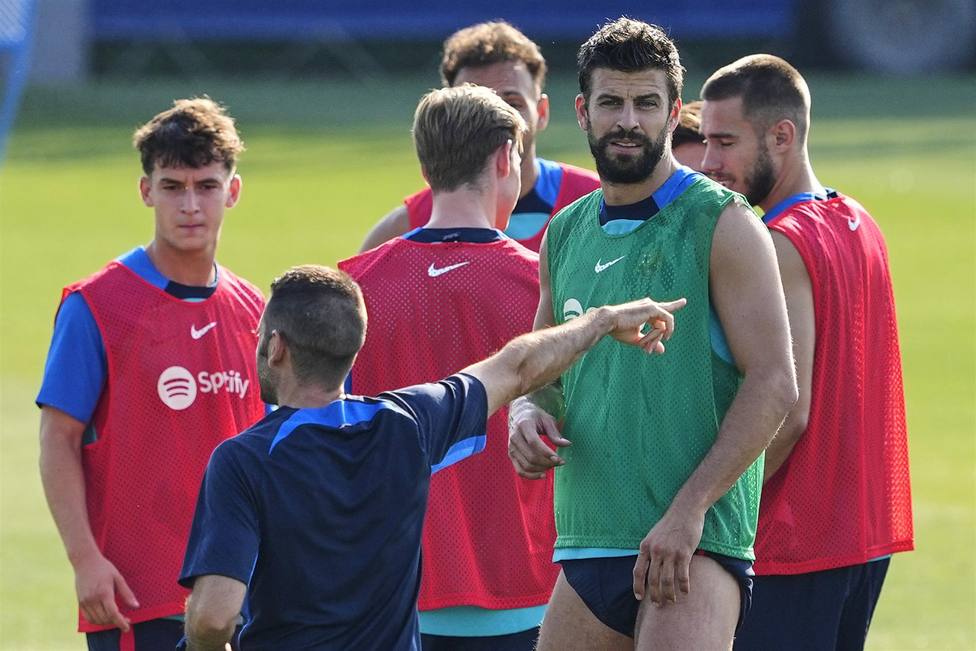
[40,406,139,631]
[185,575,246,651]
[763,231,815,482]
[633,202,798,605]
[358,204,411,252]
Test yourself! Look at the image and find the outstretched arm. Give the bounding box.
[633,201,798,606]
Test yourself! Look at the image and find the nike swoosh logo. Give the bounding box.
[428,261,470,277]
[190,322,218,340]
[848,215,861,231]
[594,256,626,273]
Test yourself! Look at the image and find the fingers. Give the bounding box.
[633,548,650,600]
[676,553,692,597]
[658,554,677,605]
[539,413,571,447]
[508,412,568,478]
[647,548,663,606]
[114,572,140,610]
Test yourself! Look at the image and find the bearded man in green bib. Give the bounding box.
[508,18,798,651]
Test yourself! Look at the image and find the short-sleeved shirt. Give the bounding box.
[180,373,489,650]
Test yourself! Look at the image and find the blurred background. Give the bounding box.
[1,1,974,648]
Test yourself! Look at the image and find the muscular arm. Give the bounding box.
[634,201,798,605]
[40,406,138,630]
[358,204,411,252]
[762,231,815,482]
[185,575,245,651]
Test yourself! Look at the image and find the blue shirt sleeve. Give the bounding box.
[179,441,260,588]
[35,291,107,424]
[382,373,488,474]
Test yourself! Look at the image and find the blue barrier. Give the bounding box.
[0,0,35,163]
[92,1,795,40]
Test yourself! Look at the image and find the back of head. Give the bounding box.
[701,54,811,142]
[264,265,367,389]
[577,17,684,106]
[672,100,703,148]
[132,97,244,175]
[440,21,547,91]
[413,84,527,193]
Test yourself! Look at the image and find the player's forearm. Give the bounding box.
[670,369,797,516]
[39,426,101,566]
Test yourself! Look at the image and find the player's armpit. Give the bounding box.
[358,204,411,252]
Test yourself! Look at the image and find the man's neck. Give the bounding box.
[146,240,216,286]
[601,154,680,206]
[428,187,496,230]
[758,153,825,214]
[277,382,343,410]
[519,147,539,199]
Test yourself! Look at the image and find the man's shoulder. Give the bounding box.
[218,267,265,304]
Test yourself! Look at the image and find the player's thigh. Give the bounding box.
[635,554,739,651]
[537,570,632,651]
[836,559,891,651]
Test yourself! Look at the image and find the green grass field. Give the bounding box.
[1,73,973,649]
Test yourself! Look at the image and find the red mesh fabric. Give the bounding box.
[757,195,914,574]
[340,238,556,610]
[71,262,265,630]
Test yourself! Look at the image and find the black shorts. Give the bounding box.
[733,558,890,651]
[560,551,754,638]
[86,618,184,651]
[421,627,539,651]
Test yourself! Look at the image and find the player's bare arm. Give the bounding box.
[358,204,411,252]
[632,201,797,607]
[763,231,815,482]
[39,406,139,631]
[185,574,245,651]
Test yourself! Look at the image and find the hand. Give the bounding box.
[607,298,687,354]
[632,507,705,606]
[508,398,571,479]
[74,551,139,631]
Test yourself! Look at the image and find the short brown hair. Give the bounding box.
[413,84,526,193]
[701,54,811,141]
[441,21,547,90]
[578,17,684,106]
[672,100,703,148]
[132,97,244,175]
[263,265,366,389]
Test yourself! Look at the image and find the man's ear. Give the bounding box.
[771,118,797,151]
[495,139,514,179]
[225,174,242,208]
[139,176,153,207]
[575,94,588,131]
[536,93,550,132]
[668,98,683,132]
[267,331,287,366]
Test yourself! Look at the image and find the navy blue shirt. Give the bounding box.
[180,374,488,650]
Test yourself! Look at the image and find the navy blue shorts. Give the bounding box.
[421,627,539,651]
[733,558,890,651]
[560,551,754,638]
[86,618,184,651]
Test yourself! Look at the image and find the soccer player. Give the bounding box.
[340,84,547,649]
[507,19,798,649]
[699,54,914,650]
[671,100,705,171]
[178,264,686,651]
[37,98,266,651]
[359,21,599,253]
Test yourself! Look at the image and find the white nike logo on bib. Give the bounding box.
[428,261,470,277]
[848,215,861,231]
[190,322,218,340]
[594,256,626,273]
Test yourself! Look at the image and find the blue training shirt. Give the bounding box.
[180,374,488,651]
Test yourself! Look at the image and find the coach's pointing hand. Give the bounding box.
[607,297,686,354]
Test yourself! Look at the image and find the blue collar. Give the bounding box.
[761,189,836,224]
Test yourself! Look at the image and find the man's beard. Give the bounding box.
[256,340,278,405]
[587,121,669,185]
[743,141,776,206]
